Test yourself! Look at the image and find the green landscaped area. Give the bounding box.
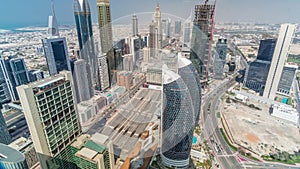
[219,128,260,162]
[262,154,300,165]
[288,54,300,67]
[216,112,221,118]
[219,128,238,151]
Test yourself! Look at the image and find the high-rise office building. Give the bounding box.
[190,3,215,81]
[97,0,113,54]
[174,21,182,34]
[48,0,59,38]
[162,18,172,39]
[244,39,276,94]
[17,71,81,169]
[42,37,71,75]
[123,54,134,72]
[256,39,277,62]
[0,57,30,101]
[0,55,13,104]
[263,24,296,100]
[0,143,28,169]
[183,22,191,46]
[129,36,142,69]
[73,59,92,103]
[132,14,138,36]
[143,47,150,63]
[154,4,162,49]
[161,65,195,168]
[74,0,97,88]
[0,107,12,144]
[178,54,201,126]
[148,23,156,58]
[214,38,227,79]
[98,54,110,90]
[97,0,114,86]
[28,70,44,82]
[277,64,298,96]
[43,2,71,76]
[244,60,271,94]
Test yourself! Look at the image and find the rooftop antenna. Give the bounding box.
[51,0,55,16]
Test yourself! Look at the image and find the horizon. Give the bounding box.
[1,0,300,29]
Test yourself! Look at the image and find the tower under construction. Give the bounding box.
[190,0,216,88]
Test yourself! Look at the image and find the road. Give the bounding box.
[202,74,241,169]
[201,73,300,169]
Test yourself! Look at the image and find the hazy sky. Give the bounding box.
[0,0,299,29]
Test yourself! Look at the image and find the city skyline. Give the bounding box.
[1,0,300,29]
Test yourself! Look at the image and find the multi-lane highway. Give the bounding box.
[201,74,300,169]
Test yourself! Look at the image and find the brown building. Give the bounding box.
[117,71,133,90]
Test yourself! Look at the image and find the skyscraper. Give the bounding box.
[43,1,71,76]
[132,14,138,36]
[277,64,298,96]
[154,4,162,49]
[48,0,59,38]
[190,2,215,82]
[98,54,110,90]
[97,0,113,54]
[148,23,156,58]
[214,38,227,79]
[256,39,277,62]
[0,57,30,101]
[161,65,196,168]
[97,0,114,86]
[73,59,92,103]
[42,37,71,75]
[263,24,296,100]
[174,21,182,35]
[0,56,12,104]
[74,0,97,88]
[17,71,81,169]
[0,107,12,144]
[178,54,202,126]
[244,39,276,94]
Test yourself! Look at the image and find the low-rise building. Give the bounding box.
[270,104,299,124]
[8,137,39,168]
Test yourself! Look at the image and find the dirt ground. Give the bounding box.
[222,97,300,156]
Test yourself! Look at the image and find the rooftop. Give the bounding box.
[0,143,25,163]
[91,133,109,145]
[84,140,106,154]
[76,147,98,160]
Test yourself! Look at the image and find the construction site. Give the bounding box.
[221,96,300,157]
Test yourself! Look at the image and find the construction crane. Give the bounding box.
[204,0,217,90]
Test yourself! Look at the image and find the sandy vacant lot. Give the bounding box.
[222,99,300,156]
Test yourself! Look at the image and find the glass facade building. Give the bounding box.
[214,38,227,79]
[178,55,201,126]
[0,143,28,169]
[190,4,215,80]
[0,56,12,104]
[161,65,195,168]
[244,39,277,94]
[244,60,271,94]
[42,37,71,76]
[277,65,298,96]
[0,108,12,145]
[256,39,277,62]
[74,0,97,89]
